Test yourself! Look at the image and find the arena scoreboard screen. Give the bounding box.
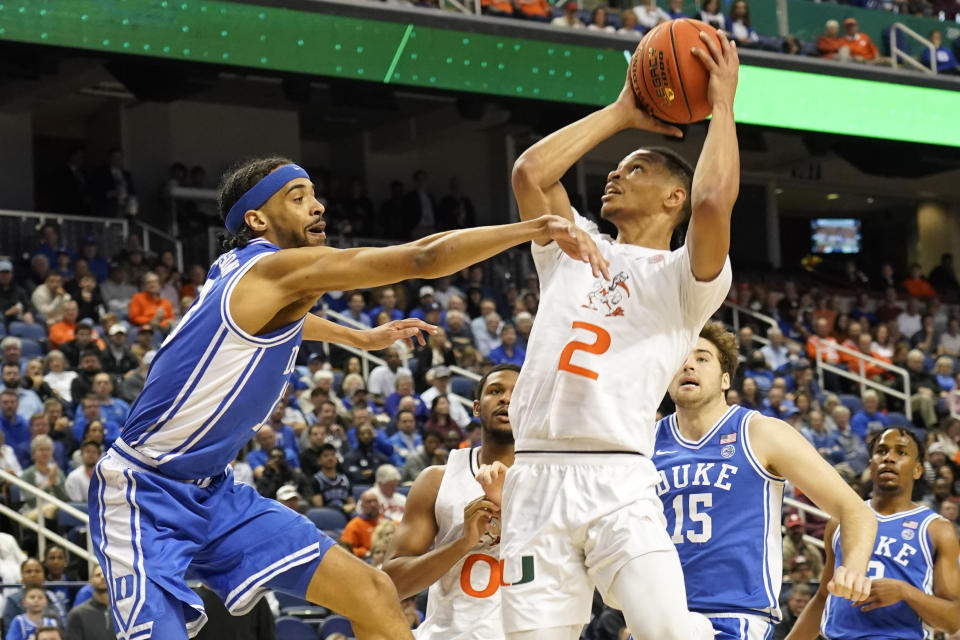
[1,0,958,147]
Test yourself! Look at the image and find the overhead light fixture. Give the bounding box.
[826,193,840,200]
[774,188,783,195]
[866,197,874,204]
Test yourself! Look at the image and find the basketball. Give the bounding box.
[628,19,723,124]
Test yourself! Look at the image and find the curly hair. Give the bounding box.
[215,156,294,252]
[699,322,739,378]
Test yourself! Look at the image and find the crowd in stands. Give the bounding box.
[4,206,960,637]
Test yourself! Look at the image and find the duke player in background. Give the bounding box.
[652,323,874,640]
[382,364,520,639]
[88,157,608,640]
[476,32,740,640]
[787,428,960,640]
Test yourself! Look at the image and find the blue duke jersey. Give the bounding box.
[822,503,939,640]
[653,405,785,622]
[114,238,305,480]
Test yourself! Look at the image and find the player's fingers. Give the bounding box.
[690,48,719,73]
[700,30,723,62]
[854,578,871,603]
[396,318,438,334]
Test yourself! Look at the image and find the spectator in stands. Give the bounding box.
[551,2,584,28]
[254,446,312,501]
[475,312,502,358]
[744,351,774,395]
[128,272,174,334]
[444,310,475,351]
[99,264,136,318]
[488,323,525,366]
[64,565,113,640]
[839,17,878,62]
[905,349,940,429]
[385,373,427,422]
[666,0,687,18]
[922,30,960,74]
[929,253,959,294]
[803,410,844,464]
[0,426,22,477]
[20,435,67,522]
[913,314,940,356]
[31,225,71,267]
[773,583,811,640]
[372,464,406,522]
[587,6,615,31]
[6,587,58,640]
[871,322,895,359]
[275,483,304,513]
[89,372,129,427]
[310,443,355,516]
[833,405,869,475]
[480,0,513,16]
[817,19,844,58]
[697,0,726,30]
[367,347,411,406]
[343,423,391,486]
[737,377,760,410]
[2,559,64,632]
[129,325,155,363]
[31,273,70,327]
[0,390,29,455]
[341,489,383,558]
[249,426,299,478]
[401,430,445,482]
[370,287,403,323]
[67,273,105,326]
[806,318,841,367]
[634,0,669,29]
[17,414,66,471]
[761,386,795,421]
[939,316,960,358]
[903,263,938,299]
[47,301,80,351]
[737,325,759,361]
[300,422,331,477]
[404,170,437,239]
[65,440,101,502]
[21,360,58,409]
[388,409,421,468]
[781,34,803,55]
[760,327,790,372]
[514,0,552,22]
[77,238,109,284]
[338,291,371,329]
[940,497,960,537]
[781,513,823,579]
[0,260,34,329]
[59,321,102,370]
[2,364,42,422]
[726,1,759,45]
[117,350,152,404]
[850,389,889,439]
[420,366,471,429]
[92,149,136,217]
[100,325,138,377]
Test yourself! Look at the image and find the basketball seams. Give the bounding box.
[670,20,694,123]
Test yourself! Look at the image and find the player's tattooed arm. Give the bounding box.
[784,518,838,640]
[858,518,960,633]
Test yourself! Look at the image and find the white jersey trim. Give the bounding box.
[219,250,306,347]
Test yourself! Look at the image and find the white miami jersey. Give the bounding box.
[510,211,732,455]
[416,447,504,640]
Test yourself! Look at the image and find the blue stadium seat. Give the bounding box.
[19,338,44,359]
[9,322,46,341]
[305,507,347,531]
[886,412,910,427]
[839,394,863,415]
[397,485,411,497]
[320,615,354,639]
[274,591,328,619]
[0,324,6,338]
[450,376,474,399]
[352,484,371,502]
[333,371,344,394]
[276,616,318,640]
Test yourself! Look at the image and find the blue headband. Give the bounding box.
[225,163,310,234]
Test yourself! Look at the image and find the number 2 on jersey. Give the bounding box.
[558,322,611,381]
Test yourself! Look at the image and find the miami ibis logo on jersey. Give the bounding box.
[582,272,631,317]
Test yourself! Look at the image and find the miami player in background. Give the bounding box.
[382,364,520,640]
[787,427,960,640]
[478,31,741,640]
[88,156,608,640]
[653,322,874,640]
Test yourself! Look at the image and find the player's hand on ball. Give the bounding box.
[827,565,872,603]
[614,79,683,138]
[461,496,500,547]
[542,216,611,281]
[691,30,739,109]
[362,318,437,351]
[475,461,508,507]
[855,578,906,612]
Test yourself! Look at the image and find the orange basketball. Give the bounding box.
[628,19,722,124]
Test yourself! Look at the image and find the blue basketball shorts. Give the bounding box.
[707,614,774,640]
[89,451,336,639]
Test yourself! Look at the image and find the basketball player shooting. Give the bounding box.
[88,158,608,640]
[473,31,743,640]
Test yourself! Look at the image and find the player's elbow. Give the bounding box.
[511,156,541,194]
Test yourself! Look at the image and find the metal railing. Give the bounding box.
[784,496,827,550]
[814,340,912,421]
[0,469,93,568]
[724,302,778,346]
[0,209,129,265]
[131,219,183,272]
[889,22,937,73]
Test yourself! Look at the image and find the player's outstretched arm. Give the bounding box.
[785,519,838,640]
[511,77,681,232]
[687,31,740,282]
[750,415,875,602]
[858,518,960,633]
[382,467,499,599]
[302,314,436,351]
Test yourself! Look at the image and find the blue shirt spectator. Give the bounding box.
[760,388,795,420]
[489,325,526,366]
[384,392,429,422]
[339,292,372,328]
[850,392,889,439]
[921,32,960,74]
[387,411,422,466]
[833,407,869,475]
[0,396,29,451]
[802,412,845,464]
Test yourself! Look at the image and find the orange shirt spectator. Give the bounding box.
[903,264,937,298]
[481,0,513,15]
[846,334,891,379]
[48,300,80,349]
[515,0,551,19]
[807,318,841,365]
[128,272,174,328]
[817,19,843,59]
[841,18,878,61]
[341,489,383,557]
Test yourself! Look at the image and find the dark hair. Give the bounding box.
[475,364,522,400]
[730,0,751,26]
[34,627,62,640]
[79,349,102,362]
[641,147,694,245]
[423,430,442,443]
[396,408,416,421]
[216,156,294,251]
[80,440,102,451]
[869,427,925,462]
[317,443,336,455]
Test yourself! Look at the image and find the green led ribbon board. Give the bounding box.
[2,0,959,146]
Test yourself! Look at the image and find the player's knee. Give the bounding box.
[361,565,400,602]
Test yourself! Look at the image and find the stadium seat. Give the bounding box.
[352,484,371,502]
[57,502,88,530]
[397,485,411,497]
[274,591,328,619]
[886,412,910,427]
[0,324,6,338]
[320,615,354,639]
[276,616,318,640]
[305,507,347,531]
[8,321,46,341]
[450,376,474,399]
[19,338,44,359]
[333,371,344,393]
[839,394,863,415]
